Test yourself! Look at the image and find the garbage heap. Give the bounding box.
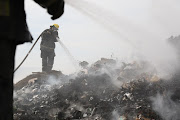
[14,58,180,120]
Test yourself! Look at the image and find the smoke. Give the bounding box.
[150,93,180,120]
[46,75,62,86]
[111,110,129,120]
[88,59,156,88]
[90,62,124,87]
[57,38,81,71]
[65,0,137,46]
[111,110,120,120]
[65,0,179,79]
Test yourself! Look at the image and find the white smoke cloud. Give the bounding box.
[65,0,180,80]
[150,93,180,120]
[46,75,62,86]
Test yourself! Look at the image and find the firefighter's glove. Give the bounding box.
[48,0,65,20]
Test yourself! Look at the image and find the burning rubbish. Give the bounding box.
[14,58,180,120]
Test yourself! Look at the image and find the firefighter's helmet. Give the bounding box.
[53,24,59,29]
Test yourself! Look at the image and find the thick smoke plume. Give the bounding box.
[151,93,180,120]
[65,0,179,79]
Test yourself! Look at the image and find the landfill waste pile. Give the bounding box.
[14,58,180,120]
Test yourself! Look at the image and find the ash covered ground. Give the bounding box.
[13,57,180,120]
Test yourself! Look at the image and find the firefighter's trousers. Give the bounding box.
[41,48,55,72]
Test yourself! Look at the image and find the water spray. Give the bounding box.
[57,38,80,70]
[65,0,137,47]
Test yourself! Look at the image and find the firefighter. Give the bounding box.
[0,0,64,119]
[41,24,59,72]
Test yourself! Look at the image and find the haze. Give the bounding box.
[14,0,180,83]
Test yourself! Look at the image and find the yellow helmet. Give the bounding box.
[53,24,59,29]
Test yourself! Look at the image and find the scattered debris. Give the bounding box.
[14,58,180,120]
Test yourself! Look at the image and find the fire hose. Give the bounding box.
[14,34,42,73]
[14,33,80,73]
